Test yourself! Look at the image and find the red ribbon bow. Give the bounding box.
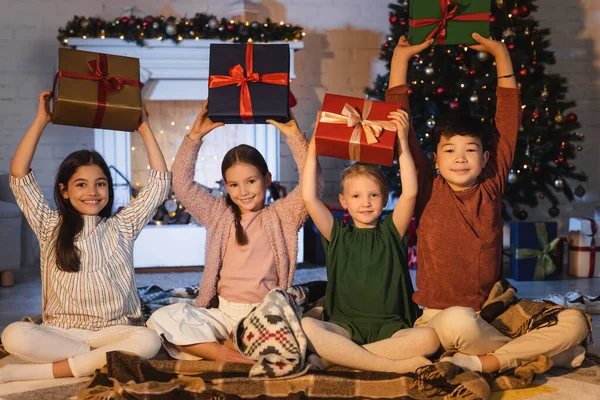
[53,53,143,128]
[208,44,289,123]
[409,0,489,44]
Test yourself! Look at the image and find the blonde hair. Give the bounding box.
[340,163,389,200]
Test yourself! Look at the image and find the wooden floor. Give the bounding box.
[0,266,598,356]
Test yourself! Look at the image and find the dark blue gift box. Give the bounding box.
[208,43,290,124]
[510,222,558,281]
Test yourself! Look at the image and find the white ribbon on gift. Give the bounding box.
[319,99,397,162]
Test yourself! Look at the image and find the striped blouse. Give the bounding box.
[9,169,171,331]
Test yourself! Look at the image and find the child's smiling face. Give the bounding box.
[338,174,385,228]
[433,134,490,191]
[59,164,110,216]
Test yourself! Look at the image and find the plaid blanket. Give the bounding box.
[232,287,312,379]
[77,351,432,399]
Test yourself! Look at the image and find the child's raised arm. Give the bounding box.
[469,33,516,89]
[301,114,333,241]
[11,91,52,178]
[389,36,434,89]
[469,33,520,193]
[388,109,417,237]
[137,108,168,173]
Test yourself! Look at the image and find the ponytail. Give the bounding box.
[269,182,281,202]
[226,194,248,246]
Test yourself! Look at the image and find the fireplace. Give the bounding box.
[69,38,304,267]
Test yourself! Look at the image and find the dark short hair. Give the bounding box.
[431,112,490,152]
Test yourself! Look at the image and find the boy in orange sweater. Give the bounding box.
[386,33,589,373]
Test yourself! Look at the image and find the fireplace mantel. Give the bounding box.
[66,38,304,100]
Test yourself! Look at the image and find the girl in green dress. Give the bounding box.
[301,109,439,374]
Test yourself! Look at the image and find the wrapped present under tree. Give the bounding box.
[52,48,143,132]
[510,222,561,281]
[408,0,490,45]
[568,218,600,278]
[208,43,290,124]
[315,94,399,166]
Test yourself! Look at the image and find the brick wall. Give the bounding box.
[0,0,597,228]
[527,0,600,230]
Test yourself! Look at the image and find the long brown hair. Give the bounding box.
[221,145,277,245]
[53,150,114,272]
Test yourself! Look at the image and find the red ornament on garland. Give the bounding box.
[520,68,528,76]
[449,100,460,110]
[510,6,521,16]
[566,113,578,123]
[520,5,530,17]
[532,110,540,119]
[390,15,398,24]
[122,17,129,24]
[490,15,496,23]
[436,86,445,95]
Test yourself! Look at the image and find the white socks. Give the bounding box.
[0,362,54,383]
[441,352,483,372]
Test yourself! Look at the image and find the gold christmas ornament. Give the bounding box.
[555,112,564,123]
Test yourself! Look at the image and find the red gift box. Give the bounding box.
[315,94,399,166]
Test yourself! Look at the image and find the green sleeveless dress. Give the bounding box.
[321,215,419,345]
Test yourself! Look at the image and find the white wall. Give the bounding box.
[0,0,597,232]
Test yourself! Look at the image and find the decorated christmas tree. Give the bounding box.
[366,0,586,220]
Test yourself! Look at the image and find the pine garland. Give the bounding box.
[58,13,304,46]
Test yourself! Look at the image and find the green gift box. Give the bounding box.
[408,0,490,45]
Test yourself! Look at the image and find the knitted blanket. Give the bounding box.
[138,284,199,321]
[232,287,313,379]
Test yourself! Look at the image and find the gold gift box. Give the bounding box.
[52,48,142,132]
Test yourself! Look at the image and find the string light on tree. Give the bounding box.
[554,178,565,190]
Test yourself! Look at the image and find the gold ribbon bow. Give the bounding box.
[319,99,397,162]
[514,223,560,280]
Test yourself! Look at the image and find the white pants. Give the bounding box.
[1,322,161,377]
[147,296,257,360]
[416,306,589,371]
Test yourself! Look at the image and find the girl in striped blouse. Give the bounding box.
[0,91,171,383]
